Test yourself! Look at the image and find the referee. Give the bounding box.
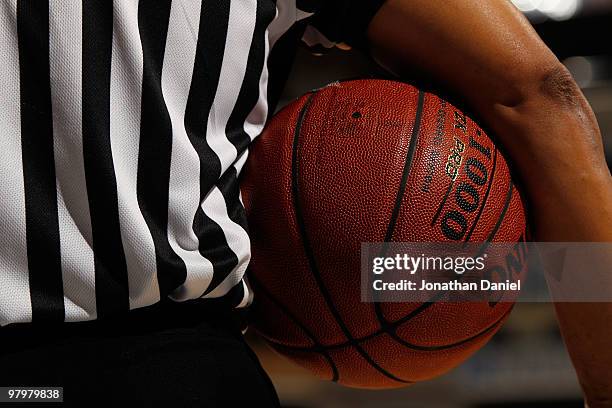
[1,0,611,407]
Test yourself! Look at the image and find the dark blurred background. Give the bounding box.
[247,1,611,406]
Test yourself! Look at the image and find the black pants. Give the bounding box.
[0,298,280,407]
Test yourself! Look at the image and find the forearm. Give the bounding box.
[555,302,612,408]
[484,71,612,242]
[494,79,612,407]
[460,65,612,406]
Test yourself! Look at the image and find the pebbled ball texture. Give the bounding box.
[241,79,527,388]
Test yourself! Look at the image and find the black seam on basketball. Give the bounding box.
[386,180,516,329]
[248,273,340,382]
[372,178,516,340]
[431,180,454,227]
[463,148,498,244]
[377,300,512,352]
[291,90,412,385]
[373,91,425,335]
[383,90,426,242]
[477,180,514,256]
[266,303,512,353]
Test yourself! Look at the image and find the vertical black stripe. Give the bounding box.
[184,0,229,188]
[17,0,65,323]
[183,0,236,296]
[202,167,248,295]
[136,0,186,297]
[205,0,276,297]
[217,167,249,232]
[196,209,238,296]
[225,0,277,154]
[82,0,129,317]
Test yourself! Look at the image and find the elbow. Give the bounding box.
[483,57,609,185]
[490,60,598,132]
[537,63,585,110]
[498,60,584,111]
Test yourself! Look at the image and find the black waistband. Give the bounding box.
[0,297,248,354]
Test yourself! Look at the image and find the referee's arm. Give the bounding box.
[363,0,612,406]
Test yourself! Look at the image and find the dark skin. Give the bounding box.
[365,0,612,406]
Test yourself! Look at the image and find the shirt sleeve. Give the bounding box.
[298,0,386,52]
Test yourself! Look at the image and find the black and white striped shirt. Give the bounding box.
[0,0,383,326]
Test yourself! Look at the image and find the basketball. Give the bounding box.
[241,79,527,388]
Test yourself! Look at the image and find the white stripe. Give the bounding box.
[233,148,250,178]
[161,0,216,301]
[200,187,251,298]
[205,0,257,174]
[202,150,251,299]
[237,280,252,309]
[203,2,293,298]
[49,0,96,322]
[197,0,257,296]
[218,5,296,305]
[242,29,270,141]
[110,0,160,308]
[243,3,289,141]
[0,0,31,326]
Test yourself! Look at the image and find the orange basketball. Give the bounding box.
[241,79,527,388]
